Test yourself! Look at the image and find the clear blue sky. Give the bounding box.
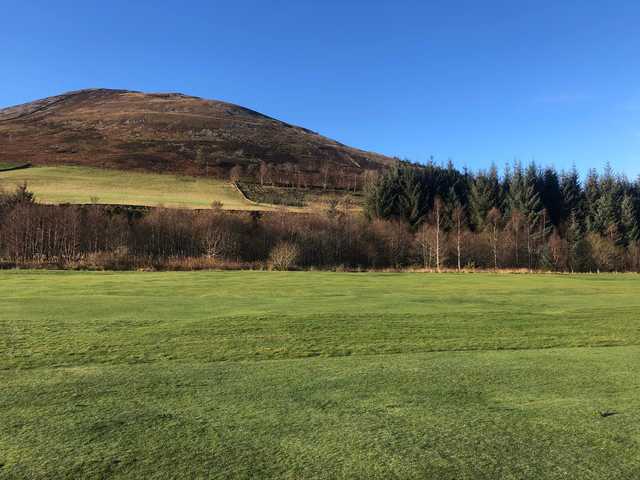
[2,0,640,177]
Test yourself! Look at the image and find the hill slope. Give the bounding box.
[0,89,393,180]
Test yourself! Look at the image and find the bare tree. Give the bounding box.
[321,162,331,190]
[452,203,465,271]
[415,223,436,269]
[432,196,444,272]
[229,164,243,183]
[487,207,502,270]
[508,209,524,267]
[259,161,269,186]
[199,219,231,259]
[362,170,379,195]
[269,241,300,270]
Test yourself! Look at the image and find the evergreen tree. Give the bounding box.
[468,165,500,231]
[362,160,640,272]
[566,210,589,272]
[365,165,429,227]
[584,169,600,233]
[541,167,563,226]
[365,165,401,220]
[506,164,544,269]
[400,167,429,226]
[560,166,583,223]
[592,164,623,243]
[621,193,640,245]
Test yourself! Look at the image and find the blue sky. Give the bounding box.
[2,0,639,177]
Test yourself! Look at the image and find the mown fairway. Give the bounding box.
[0,166,257,210]
[2,272,640,479]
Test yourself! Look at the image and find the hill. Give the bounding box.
[0,89,393,185]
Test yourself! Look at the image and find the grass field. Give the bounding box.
[0,165,262,210]
[2,272,640,479]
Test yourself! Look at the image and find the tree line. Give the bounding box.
[205,156,374,192]
[365,161,640,272]
[1,159,639,272]
[0,185,417,270]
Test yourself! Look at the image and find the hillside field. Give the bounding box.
[0,165,356,212]
[0,165,262,210]
[2,272,640,479]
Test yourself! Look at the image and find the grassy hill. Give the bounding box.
[0,165,363,211]
[2,271,639,478]
[0,165,264,210]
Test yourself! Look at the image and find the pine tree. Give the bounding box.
[560,166,583,223]
[399,167,429,226]
[621,193,640,245]
[365,165,429,227]
[506,164,543,269]
[584,169,600,233]
[15,182,35,204]
[593,165,623,243]
[566,210,588,272]
[541,167,563,226]
[468,165,500,231]
[365,166,400,220]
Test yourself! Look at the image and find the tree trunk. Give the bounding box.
[457,219,461,271]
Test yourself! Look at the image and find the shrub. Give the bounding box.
[269,241,300,270]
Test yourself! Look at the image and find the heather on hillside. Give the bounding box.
[0,89,392,186]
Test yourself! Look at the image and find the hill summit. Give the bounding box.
[0,89,393,181]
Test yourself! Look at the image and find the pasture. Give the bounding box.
[0,165,351,212]
[0,166,258,210]
[1,272,639,479]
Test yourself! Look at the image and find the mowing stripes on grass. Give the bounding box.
[1,271,640,479]
[3,271,640,370]
[2,347,639,479]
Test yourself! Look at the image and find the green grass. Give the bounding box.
[0,165,262,210]
[0,162,29,172]
[2,272,640,478]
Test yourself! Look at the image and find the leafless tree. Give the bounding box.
[432,196,444,271]
[229,164,243,183]
[197,213,233,260]
[269,241,300,270]
[259,161,269,186]
[487,207,502,270]
[508,209,524,267]
[452,203,465,271]
[321,162,331,190]
[415,223,436,269]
